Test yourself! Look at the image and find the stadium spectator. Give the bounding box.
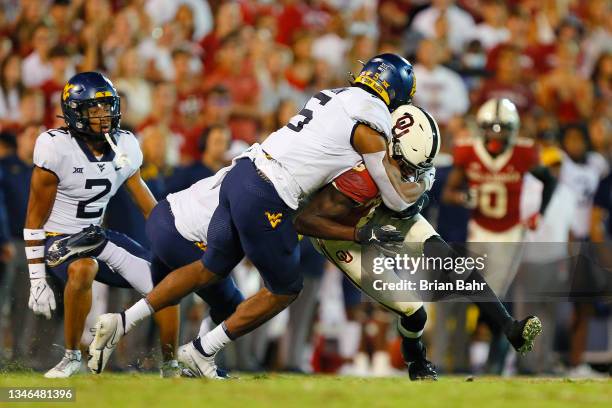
[469,0,509,51]
[413,38,469,125]
[21,24,56,88]
[165,124,230,195]
[411,0,476,55]
[0,54,23,127]
[115,47,153,127]
[536,42,594,125]
[475,45,535,114]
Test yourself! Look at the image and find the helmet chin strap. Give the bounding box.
[103,132,131,167]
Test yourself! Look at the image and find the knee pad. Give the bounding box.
[399,306,427,337]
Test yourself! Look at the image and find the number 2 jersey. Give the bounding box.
[453,137,538,232]
[33,128,143,234]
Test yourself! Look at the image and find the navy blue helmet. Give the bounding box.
[60,72,121,141]
[352,53,416,112]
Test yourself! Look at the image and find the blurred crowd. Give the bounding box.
[0,0,611,377]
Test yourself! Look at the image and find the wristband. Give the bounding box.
[23,228,45,241]
[25,246,45,259]
[28,263,46,279]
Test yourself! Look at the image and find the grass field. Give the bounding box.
[0,373,610,408]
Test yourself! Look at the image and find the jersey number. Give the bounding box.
[76,179,112,219]
[477,182,508,219]
[287,92,332,132]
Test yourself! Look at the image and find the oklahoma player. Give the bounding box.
[442,98,555,373]
[443,98,556,292]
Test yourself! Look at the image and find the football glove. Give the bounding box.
[28,278,56,320]
[355,223,404,245]
[419,167,436,191]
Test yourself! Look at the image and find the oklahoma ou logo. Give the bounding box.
[336,250,354,263]
[392,112,414,139]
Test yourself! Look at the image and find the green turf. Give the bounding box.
[0,373,610,408]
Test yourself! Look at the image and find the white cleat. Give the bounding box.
[44,355,82,378]
[177,341,223,379]
[88,313,124,374]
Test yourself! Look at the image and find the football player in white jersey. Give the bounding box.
[89,54,437,376]
[23,72,178,378]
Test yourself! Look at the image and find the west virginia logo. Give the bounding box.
[265,212,283,229]
[62,83,75,101]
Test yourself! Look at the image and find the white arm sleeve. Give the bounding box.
[362,151,412,212]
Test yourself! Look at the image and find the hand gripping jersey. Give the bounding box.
[453,137,538,232]
[33,128,143,234]
[258,87,391,209]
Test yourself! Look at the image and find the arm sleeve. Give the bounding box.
[594,176,611,209]
[33,132,60,175]
[362,151,412,212]
[529,165,557,215]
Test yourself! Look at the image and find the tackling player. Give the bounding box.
[89,53,435,376]
[23,72,178,378]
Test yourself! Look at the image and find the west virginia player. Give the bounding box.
[89,53,435,376]
[23,72,178,378]
[296,105,542,380]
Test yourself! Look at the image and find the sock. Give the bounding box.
[468,271,513,332]
[65,349,81,362]
[423,237,514,332]
[198,316,214,339]
[198,322,233,356]
[123,298,154,333]
[98,241,154,295]
[399,309,427,363]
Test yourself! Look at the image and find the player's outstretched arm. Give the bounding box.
[352,124,426,211]
[124,169,157,219]
[24,167,59,319]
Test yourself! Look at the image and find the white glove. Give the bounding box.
[420,167,436,191]
[28,278,56,319]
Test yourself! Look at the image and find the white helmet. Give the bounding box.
[476,98,520,154]
[390,104,441,176]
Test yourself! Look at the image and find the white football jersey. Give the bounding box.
[33,128,144,234]
[559,152,608,239]
[167,172,221,243]
[259,87,392,209]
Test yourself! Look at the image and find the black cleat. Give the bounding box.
[47,225,107,267]
[408,359,438,381]
[506,316,542,355]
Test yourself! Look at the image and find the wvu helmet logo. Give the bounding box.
[265,211,283,229]
[62,83,75,101]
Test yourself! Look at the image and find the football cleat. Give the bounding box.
[506,316,543,354]
[408,359,438,381]
[160,360,181,378]
[44,354,82,378]
[47,225,107,267]
[88,313,124,374]
[177,341,224,379]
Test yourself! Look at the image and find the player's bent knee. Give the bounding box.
[399,306,427,335]
[67,258,98,290]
